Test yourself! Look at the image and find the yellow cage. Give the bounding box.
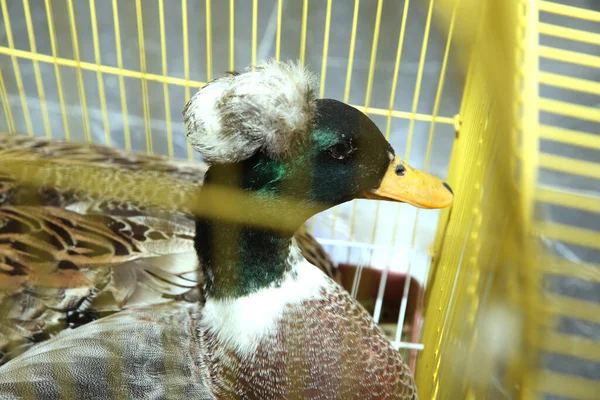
[1,0,599,399]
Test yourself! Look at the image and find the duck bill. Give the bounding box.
[361,155,453,209]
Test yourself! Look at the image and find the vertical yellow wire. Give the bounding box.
[182,0,193,159]
[319,0,332,98]
[229,0,235,71]
[0,0,34,136]
[112,0,131,150]
[520,1,540,393]
[400,0,459,263]
[343,0,360,104]
[275,0,283,61]
[23,0,53,138]
[520,0,540,247]
[89,0,112,146]
[135,0,153,154]
[252,0,258,68]
[299,0,309,65]
[424,1,458,171]
[384,0,410,141]
[362,0,383,114]
[206,0,213,81]
[329,0,360,240]
[368,0,411,264]
[67,0,92,143]
[0,70,16,133]
[159,0,173,157]
[45,0,71,141]
[387,1,458,268]
[308,0,332,233]
[405,0,435,162]
[346,0,384,259]
[387,0,439,324]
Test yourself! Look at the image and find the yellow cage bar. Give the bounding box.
[0,0,598,398]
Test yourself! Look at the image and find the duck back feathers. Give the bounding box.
[0,132,340,366]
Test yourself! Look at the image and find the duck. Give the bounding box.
[0,131,340,366]
[0,60,453,399]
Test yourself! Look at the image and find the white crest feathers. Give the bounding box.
[183,60,318,164]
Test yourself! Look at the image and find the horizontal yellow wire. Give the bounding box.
[539,153,600,180]
[0,46,206,88]
[539,1,600,22]
[539,255,600,284]
[539,98,600,123]
[536,186,600,214]
[0,46,457,126]
[534,370,600,399]
[538,332,600,362]
[351,105,454,124]
[535,221,600,251]
[539,22,600,46]
[540,45,600,69]
[540,71,600,96]
[545,294,600,324]
[540,125,600,151]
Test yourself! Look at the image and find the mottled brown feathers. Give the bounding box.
[0,132,339,366]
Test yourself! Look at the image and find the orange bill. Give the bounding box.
[362,155,454,209]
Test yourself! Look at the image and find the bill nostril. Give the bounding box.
[395,164,406,176]
[443,182,453,195]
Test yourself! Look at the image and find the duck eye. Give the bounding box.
[328,141,353,160]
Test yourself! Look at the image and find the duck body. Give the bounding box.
[0,251,414,400]
[0,60,453,399]
[200,259,415,399]
[0,132,339,366]
[0,301,209,399]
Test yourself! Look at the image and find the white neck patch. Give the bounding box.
[200,250,330,356]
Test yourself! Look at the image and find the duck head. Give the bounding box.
[184,61,453,232]
[183,61,453,298]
